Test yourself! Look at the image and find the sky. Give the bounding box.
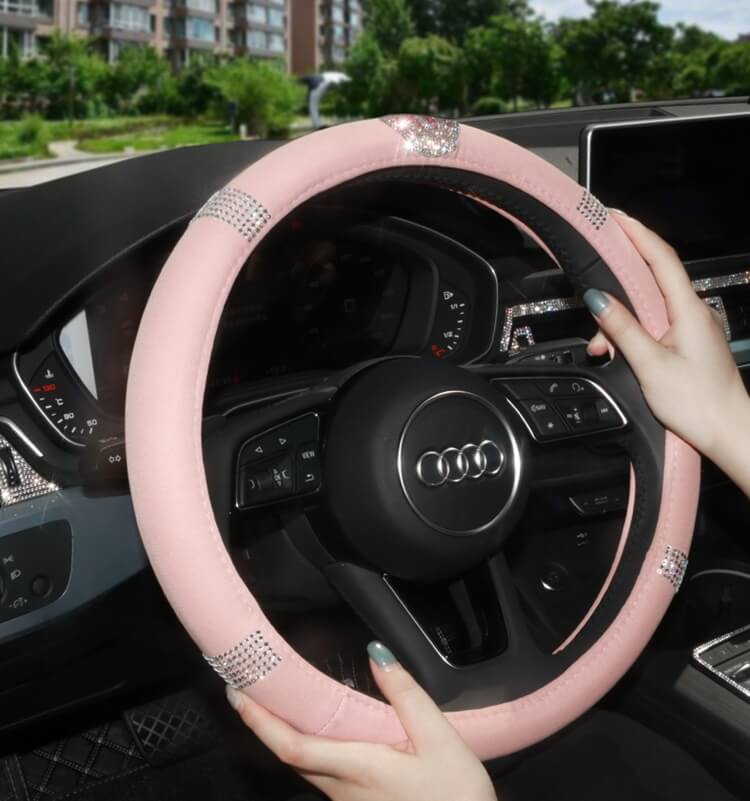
[530,0,750,39]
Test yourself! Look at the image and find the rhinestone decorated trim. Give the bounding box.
[576,190,608,230]
[193,187,271,243]
[381,115,460,158]
[657,545,689,592]
[204,631,282,689]
[499,297,583,352]
[0,433,58,508]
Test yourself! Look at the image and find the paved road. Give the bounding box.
[0,141,145,189]
[0,156,131,189]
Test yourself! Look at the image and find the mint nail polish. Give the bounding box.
[367,641,398,669]
[583,289,610,317]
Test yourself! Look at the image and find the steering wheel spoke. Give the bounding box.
[202,382,337,529]
[325,554,545,709]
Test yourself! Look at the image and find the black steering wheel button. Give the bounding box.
[519,399,566,439]
[595,398,619,426]
[297,448,321,492]
[537,379,597,398]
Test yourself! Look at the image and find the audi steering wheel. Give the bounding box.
[125,116,700,759]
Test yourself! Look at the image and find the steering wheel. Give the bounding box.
[125,116,700,760]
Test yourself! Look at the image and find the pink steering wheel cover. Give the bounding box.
[125,119,700,759]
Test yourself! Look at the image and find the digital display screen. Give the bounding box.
[584,114,750,261]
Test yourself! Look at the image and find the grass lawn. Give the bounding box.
[77,123,240,154]
[0,116,237,160]
[0,119,51,160]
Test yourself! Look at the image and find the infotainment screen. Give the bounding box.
[581,113,750,262]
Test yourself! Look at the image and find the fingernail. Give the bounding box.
[367,641,398,670]
[226,685,245,711]
[609,207,630,217]
[583,289,610,317]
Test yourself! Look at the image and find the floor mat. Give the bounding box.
[500,710,739,801]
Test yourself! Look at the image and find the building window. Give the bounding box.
[171,15,215,40]
[332,4,343,22]
[332,45,345,61]
[268,31,284,51]
[267,6,283,27]
[77,1,89,24]
[186,0,216,13]
[247,29,265,49]
[349,10,360,28]
[246,3,266,23]
[0,0,50,16]
[333,23,345,41]
[110,3,150,32]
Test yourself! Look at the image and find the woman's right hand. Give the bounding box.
[584,211,750,474]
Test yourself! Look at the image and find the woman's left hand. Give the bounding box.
[227,641,498,801]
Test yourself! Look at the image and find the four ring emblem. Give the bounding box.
[416,440,504,487]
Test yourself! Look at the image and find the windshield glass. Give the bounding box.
[0,0,748,186]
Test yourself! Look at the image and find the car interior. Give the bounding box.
[1,96,750,801]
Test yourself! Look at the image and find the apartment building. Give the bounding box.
[0,0,361,69]
[288,0,362,74]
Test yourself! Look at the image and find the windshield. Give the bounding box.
[0,0,748,187]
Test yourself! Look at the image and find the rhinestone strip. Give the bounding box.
[691,270,750,293]
[657,545,689,592]
[193,187,271,243]
[703,295,731,340]
[693,623,750,701]
[204,631,282,689]
[0,433,58,508]
[499,297,583,352]
[576,190,608,230]
[381,115,460,158]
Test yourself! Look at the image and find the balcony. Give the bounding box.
[0,0,52,26]
[171,0,217,19]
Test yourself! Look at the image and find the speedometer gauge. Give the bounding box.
[429,284,469,359]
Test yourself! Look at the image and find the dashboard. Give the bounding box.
[13,204,500,446]
[1,97,750,743]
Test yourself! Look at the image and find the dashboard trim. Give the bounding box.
[500,269,750,354]
[0,417,43,459]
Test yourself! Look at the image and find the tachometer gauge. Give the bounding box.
[429,284,469,360]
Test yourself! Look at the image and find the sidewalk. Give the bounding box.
[0,140,147,188]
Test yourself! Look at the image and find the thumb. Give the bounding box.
[583,289,664,380]
[367,641,457,753]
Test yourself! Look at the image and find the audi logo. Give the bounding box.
[416,440,504,487]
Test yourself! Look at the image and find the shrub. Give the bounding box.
[470,96,507,115]
[205,59,304,137]
[15,114,49,148]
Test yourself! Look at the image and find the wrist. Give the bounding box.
[704,377,750,467]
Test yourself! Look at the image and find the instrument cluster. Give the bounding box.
[14,208,499,448]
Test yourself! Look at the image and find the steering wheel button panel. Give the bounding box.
[495,378,627,442]
[236,414,321,510]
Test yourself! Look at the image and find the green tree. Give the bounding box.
[556,0,673,102]
[713,42,750,95]
[37,33,108,119]
[406,0,530,41]
[103,45,172,114]
[464,15,560,109]
[338,31,397,115]
[393,34,463,112]
[205,59,304,136]
[368,0,415,55]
